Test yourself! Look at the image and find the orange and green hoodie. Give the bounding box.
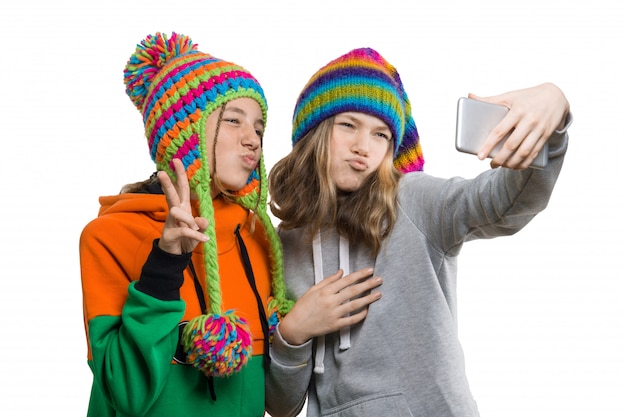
[80,188,272,417]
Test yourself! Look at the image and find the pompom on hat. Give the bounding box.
[124,32,293,377]
[291,47,424,173]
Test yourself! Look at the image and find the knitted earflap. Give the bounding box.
[248,179,295,338]
[233,152,294,337]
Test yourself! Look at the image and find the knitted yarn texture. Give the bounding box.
[291,47,424,173]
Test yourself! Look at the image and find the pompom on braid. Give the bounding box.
[182,310,252,377]
[124,32,197,111]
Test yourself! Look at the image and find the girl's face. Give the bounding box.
[205,97,264,197]
[329,112,392,192]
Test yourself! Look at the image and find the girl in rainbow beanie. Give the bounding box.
[80,32,291,417]
[265,47,571,416]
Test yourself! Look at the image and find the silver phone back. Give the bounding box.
[455,97,547,168]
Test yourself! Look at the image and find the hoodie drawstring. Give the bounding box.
[234,224,271,371]
[312,231,351,375]
[184,261,217,401]
[338,234,351,350]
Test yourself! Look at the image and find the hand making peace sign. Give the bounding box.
[157,158,209,255]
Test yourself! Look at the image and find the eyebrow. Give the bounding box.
[338,113,390,132]
[223,105,265,128]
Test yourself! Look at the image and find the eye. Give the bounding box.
[223,117,240,125]
[337,121,356,129]
[375,131,391,141]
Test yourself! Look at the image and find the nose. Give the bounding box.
[241,123,261,150]
[351,131,369,156]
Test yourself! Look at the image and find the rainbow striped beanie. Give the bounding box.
[124,32,292,377]
[292,47,424,173]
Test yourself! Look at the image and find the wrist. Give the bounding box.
[279,314,308,346]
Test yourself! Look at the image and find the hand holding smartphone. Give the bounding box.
[455,97,548,169]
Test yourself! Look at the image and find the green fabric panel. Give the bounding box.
[86,284,265,416]
[87,356,265,416]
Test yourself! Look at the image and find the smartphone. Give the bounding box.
[455,97,547,169]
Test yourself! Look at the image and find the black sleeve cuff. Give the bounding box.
[134,239,191,301]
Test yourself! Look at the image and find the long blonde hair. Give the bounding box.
[268,117,402,255]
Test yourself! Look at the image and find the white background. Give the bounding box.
[1,1,624,416]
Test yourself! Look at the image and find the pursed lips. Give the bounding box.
[347,157,367,171]
[241,153,259,168]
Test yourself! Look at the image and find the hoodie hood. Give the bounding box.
[98,193,168,223]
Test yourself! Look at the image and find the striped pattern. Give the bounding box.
[292,48,424,173]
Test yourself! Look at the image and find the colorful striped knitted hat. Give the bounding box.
[292,47,424,173]
[124,32,292,377]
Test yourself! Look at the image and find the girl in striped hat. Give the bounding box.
[265,47,571,417]
[79,32,292,417]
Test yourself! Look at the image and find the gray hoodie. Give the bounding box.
[266,124,569,417]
